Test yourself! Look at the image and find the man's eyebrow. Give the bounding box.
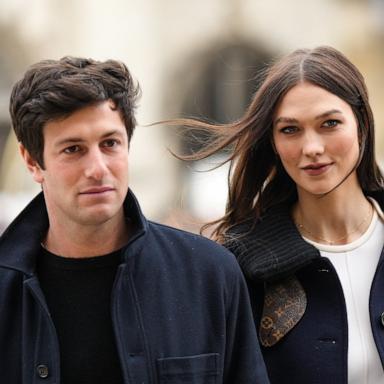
[54,137,84,147]
[54,130,124,147]
[274,109,343,126]
[99,130,125,139]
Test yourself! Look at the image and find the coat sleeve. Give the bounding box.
[223,264,270,383]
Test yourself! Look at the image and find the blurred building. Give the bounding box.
[0,0,383,233]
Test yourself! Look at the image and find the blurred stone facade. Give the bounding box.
[0,0,383,233]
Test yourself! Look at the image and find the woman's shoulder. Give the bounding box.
[224,204,320,283]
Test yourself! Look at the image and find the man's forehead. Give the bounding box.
[42,103,127,145]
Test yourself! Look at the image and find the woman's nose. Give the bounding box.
[302,132,325,158]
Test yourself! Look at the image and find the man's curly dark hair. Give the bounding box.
[10,56,141,168]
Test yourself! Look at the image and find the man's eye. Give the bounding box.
[323,119,340,128]
[63,145,80,154]
[102,139,118,147]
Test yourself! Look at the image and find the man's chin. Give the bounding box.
[75,207,122,227]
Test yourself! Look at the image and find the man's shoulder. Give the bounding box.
[146,221,239,268]
[148,220,227,250]
[0,266,23,297]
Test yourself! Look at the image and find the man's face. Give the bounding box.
[22,100,130,229]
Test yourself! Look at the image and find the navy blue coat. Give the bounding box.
[227,191,384,384]
[0,190,269,384]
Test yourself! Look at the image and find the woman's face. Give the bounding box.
[272,81,360,197]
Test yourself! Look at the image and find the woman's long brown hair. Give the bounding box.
[174,46,384,242]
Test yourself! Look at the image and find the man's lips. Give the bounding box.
[79,187,115,195]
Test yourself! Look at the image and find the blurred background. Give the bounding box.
[0,0,383,234]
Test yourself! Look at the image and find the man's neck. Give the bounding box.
[43,213,131,258]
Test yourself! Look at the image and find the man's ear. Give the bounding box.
[19,144,44,184]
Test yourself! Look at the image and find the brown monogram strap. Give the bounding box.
[259,276,307,347]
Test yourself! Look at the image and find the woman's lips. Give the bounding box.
[301,163,332,176]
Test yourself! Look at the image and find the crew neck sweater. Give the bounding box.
[37,248,124,384]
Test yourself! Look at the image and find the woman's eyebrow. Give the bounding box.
[274,116,298,125]
[274,109,343,126]
[314,109,343,120]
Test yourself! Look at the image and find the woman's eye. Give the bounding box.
[280,126,297,134]
[323,119,340,128]
[63,145,80,154]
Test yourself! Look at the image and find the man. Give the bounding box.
[0,57,269,383]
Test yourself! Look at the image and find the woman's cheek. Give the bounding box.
[330,133,358,157]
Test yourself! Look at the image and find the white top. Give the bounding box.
[303,199,384,384]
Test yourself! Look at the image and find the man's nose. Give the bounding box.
[84,149,108,180]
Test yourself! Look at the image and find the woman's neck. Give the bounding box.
[293,187,373,245]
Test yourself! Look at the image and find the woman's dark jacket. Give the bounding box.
[0,190,269,384]
[226,191,384,384]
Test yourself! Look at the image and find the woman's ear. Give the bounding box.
[19,144,44,184]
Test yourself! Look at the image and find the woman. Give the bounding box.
[186,46,384,383]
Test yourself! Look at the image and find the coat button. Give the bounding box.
[381,313,384,327]
[36,364,49,378]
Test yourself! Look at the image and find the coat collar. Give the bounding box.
[226,204,319,283]
[0,189,147,276]
[227,190,384,283]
